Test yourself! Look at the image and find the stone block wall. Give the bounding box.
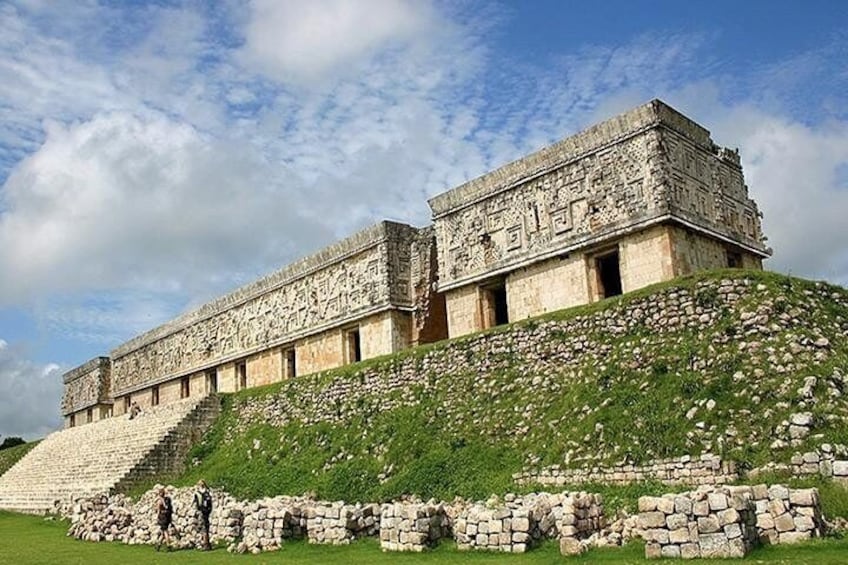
[66,488,242,548]
[514,454,738,487]
[452,492,603,553]
[741,484,825,545]
[637,484,825,559]
[505,254,589,322]
[638,487,758,559]
[304,501,380,545]
[749,443,848,484]
[65,484,828,557]
[379,501,449,552]
[238,497,306,552]
[454,503,531,553]
[617,225,675,294]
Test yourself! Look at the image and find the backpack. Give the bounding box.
[158,496,173,522]
[198,490,212,515]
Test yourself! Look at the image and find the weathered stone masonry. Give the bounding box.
[61,357,112,427]
[62,99,770,425]
[430,100,768,338]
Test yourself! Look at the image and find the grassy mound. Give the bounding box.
[0,442,38,476]
[160,270,846,503]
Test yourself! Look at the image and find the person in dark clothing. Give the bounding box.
[193,480,213,550]
[155,488,173,551]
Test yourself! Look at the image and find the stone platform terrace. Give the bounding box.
[0,395,220,514]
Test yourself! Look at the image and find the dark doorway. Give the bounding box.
[180,376,190,399]
[726,250,743,268]
[492,285,509,326]
[346,329,362,363]
[237,362,247,390]
[151,385,160,406]
[482,282,509,328]
[597,251,623,298]
[285,348,297,378]
[206,370,217,394]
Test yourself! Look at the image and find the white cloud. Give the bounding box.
[719,110,848,285]
[0,111,332,305]
[0,339,63,440]
[240,0,436,85]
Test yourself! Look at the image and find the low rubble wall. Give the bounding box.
[637,484,825,559]
[64,483,826,558]
[514,454,738,487]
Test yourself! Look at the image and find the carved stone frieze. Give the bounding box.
[111,222,421,395]
[61,357,111,416]
[429,100,768,290]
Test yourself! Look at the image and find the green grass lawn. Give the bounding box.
[3,511,848,565]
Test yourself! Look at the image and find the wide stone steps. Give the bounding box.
[0,395,220,514]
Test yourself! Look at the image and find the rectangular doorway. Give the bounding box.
[284,348,297,378]
[180,376,190,399]
[726,249,743,268]
[237,362,247,390]
[346,328,362,364]
[151,385,160,406]
[481,282,509,328]
[596,251,623,298]
[206,370,217,394]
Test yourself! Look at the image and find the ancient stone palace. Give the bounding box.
[61,99,770,428]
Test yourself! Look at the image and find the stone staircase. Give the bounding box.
[0,395,220,514]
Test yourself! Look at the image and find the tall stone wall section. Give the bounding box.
[428,100,768,292]
[110,221,420,396]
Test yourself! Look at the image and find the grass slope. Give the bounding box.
[153,270,846,505]
[0,441,39,476]
[3,511,848,565]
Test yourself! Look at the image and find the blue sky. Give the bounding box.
[1,0,846,439]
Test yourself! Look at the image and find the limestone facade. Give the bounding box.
[61,99,770,423]
[430,99,768,337]
[61,357,112,428]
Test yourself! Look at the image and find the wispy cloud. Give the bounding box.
[239,0,439,86]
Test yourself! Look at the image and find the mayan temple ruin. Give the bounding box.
[0,99,773,515]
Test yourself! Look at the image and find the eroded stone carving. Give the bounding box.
[61,357,111,416]
[111,222,421,394]
[429,100,768,290]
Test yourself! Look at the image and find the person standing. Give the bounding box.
[193,480,213,550]
[155,487,173,551]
